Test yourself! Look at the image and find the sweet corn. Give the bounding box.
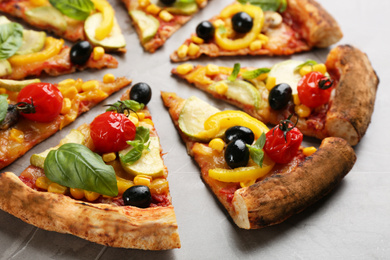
[142,118,154,126]
[191,35,204,44]
[149,178,169,195]
[303,146,317,156]
[36,176,52,190]
[206,64,219,76]
[117,177,134,195]
[266,76,276,91]
[215,81,229,95]
[159,10,173,22]
[84,190,100,201]
[74,79,84,92]
[134,175,152,186]
[102,152,116,162]
[58,79,76,88]
[299,65,313,76]
[293,94,300,105]
[213,19,225,28]
[9,129,24,143]
[192,143,213,156]
[176,63,194,75]
[48,183,68,194]
[81,80,99,92]
[70,188,84,199]
[128,114,139,126]
[177,44,189,59]
[146,4,161,15]
[30,0,49,6]
[59,86,78,100]
[188,43,200,56]
[103,73,115,84]
[209,138,225,152]
[313,63,327,74]
[258,34,269,44]
[240,179,256,188]
[93,46,105,60]
[61,98,72,115]
[81,89,108,103]
[294,104,311,118]
[0,88,6,94]
[138,0,150,8]
[249,40,262,51]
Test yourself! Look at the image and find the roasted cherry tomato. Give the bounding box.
[17,82,63,122]
[264,117,303,164]
[297,71,334,108]
[90,111,136,153]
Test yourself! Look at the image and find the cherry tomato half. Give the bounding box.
[264,120,303,164]
[297,71,334,108]
[90,112,136,153]
[17,82,63,122]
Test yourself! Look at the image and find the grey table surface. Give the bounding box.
[1,0,389,259]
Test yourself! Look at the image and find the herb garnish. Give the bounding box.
[120,126,151,164]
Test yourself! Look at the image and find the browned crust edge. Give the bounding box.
[232,137,356,229]
[0,171,180,250]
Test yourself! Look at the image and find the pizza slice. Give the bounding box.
[0,16,118,80]
[0,87,180,250]
[172,45,379,146]
[170,0,343,62]
[0,74,131,170]
[0,0,126,52]
[162,91,356,229]
[123,0,209,53]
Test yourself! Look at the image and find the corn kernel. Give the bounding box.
[103,73,115,84]
[48,183,68,194]
[142,118,154,126]
[266,77,276,91]
[59,86,78,100]
[58,78,76,88]
[74,79,83,92]
[299,65,313,76]
[117,177,134,195]
[9,129,24,143]
[70,188,84,199]
[214,81,229,95]
[83,89,108,102]
[177,44,189,59]
[146,4,161,15]
[102,152,116,162]
[128,114,139,126]
[134,175,152,187]
[191,35,204,44]
[258,34,269,44]
[303,146,317,156]
[249,40,262,51]
[30,0,48,6]
[159,10,173,22]
[82,80,99,92]
[92,46,105,61]
[313,63,327,75]
[205,64,219,76]
[213,19,225,28]
[138,0,150,8]
[240,179,256,188]
[84,190,100,201]
[0,88,7,94]
[36,176,52,190]
[60,98,71,115]
[188,43,200,56]
[176,63,193,75]
[209,138,225,152]
[294,104,311,118]
[293,94,300,105]
[149,178,169,195]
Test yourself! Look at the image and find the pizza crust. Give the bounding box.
[0,172,180,250]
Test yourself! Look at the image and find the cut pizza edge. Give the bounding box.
[122,0,209,53]
[0,76,131,170]
[161,91,356,229]
[172,44,379,146]
[170,0,343,62]
[0,89,180,250]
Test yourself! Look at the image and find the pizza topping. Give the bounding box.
[268,83,292,110]
[130,10,160,44]
[237,0,287,12]
[0,22,23,60]
[123,185,152,208]
[49,0,94,21]
[17,82,63,122]
[208,138,225,153]
[70,41,93,65]
[264,116,303,164]
[225,139,250,169]
[297,71,333,108]
[25,6,68,33]
[232,12,253,34]
[130,82,152,106]
[196,21,215,41]
[225,126,255,145]
[160,0,175,6]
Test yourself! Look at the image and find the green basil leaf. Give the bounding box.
[121,126,151,164]
[49,0,95,21]
[242,68,270,80]
[0,94,9,124]
[44,143,118,197]
[134,126,150,143]
[0,22,23,60]
[177,0,196,3]
[237,0,287,12]
[295,59,318,72]
[228,63,241,82]
[247,133,266,167]
[106,100,144,113]
[279,0,287,12]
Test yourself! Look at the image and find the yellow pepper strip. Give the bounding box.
[209,155,275,183]
[8,37,63,66]
[215,4,264,51]
[195,110,269,140]
[91,0,114,40]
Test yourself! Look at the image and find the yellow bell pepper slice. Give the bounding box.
[8,37,63,66]
[215,3,264,51]
[194,110,269,140]
[91,0,114,40]
[209,155,275,183]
